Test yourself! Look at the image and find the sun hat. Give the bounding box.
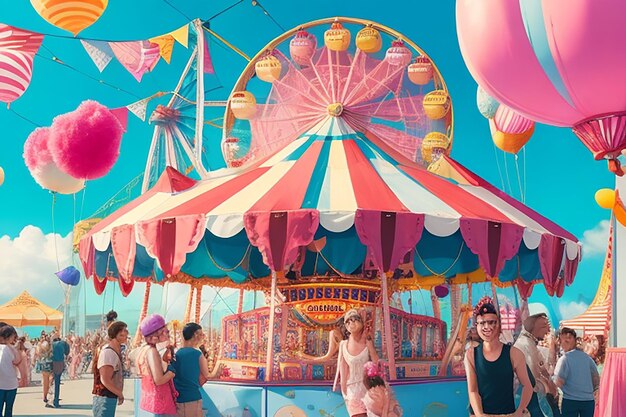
[140,314,166,337]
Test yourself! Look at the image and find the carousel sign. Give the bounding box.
[293,300,349,324]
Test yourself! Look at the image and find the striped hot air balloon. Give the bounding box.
[0,24,43,105]
[30,0,108,36]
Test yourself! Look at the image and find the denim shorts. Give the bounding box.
[93,395,117,417]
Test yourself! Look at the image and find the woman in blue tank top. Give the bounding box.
[465,297,533,417]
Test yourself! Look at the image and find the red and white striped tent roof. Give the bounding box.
[79,117,581,293]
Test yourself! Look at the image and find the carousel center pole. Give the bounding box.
[380,270,397,380]
[265,270,278,381]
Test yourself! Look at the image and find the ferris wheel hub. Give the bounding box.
[327,102,344,117]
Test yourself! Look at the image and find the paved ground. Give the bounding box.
[12,377,136,417]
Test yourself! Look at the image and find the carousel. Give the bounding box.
[78,17,581,417]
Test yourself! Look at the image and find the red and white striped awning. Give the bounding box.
[79,117,581,291]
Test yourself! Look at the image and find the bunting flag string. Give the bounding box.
[0,15,253,106]
[148,35,175,64]
[79,39,113,72]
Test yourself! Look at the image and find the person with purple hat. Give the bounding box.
[465,297,533,417]
[137,314,177,417]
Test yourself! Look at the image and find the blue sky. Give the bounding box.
[0,1,613,326]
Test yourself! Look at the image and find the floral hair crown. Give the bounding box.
[473,296,497,318]
[364,361,381,378]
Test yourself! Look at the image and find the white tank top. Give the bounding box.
[340,340,370,400]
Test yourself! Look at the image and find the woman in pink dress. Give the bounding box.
[69,337,82,379]
[137,314,177,417]
[334,309,379,417]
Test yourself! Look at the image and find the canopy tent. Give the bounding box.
[79,116,581,296]
[0,291,63,328]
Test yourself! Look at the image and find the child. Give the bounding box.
[334,309,379,417]
[361,361,402,417]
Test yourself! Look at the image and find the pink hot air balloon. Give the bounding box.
[0,24,44,105]
[457,1,626,175]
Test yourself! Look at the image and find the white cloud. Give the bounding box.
[0,226,72,309]
[581,220,610,258]
[558,301,589,321]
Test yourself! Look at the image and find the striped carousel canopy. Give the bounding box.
[79,116,580,296]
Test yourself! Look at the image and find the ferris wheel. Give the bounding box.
[221,17,454,170]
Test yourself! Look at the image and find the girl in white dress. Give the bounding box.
[334,309,379,417]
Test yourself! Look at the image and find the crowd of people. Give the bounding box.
[464,297,600,417]
[0,301,604,417]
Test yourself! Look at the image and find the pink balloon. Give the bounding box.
[493,104,534,135]
[23,126,84,193]
[48,100,124,180]
[23,127,53,171]
[456,0,626,127]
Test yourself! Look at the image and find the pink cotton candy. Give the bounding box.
[23,127,53,171]
[48,100,124,180]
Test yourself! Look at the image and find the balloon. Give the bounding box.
[55,265,80,286]
[595,189,616,210]
[48,100,124,180]
[434,284,449,298]
[476,86,499,119]
[23,126,84,193]
[0,167,4,186]
[32,162,85,194]
[30,0,108,36]
[489,104,535,154]
[457,1,626,174]
[0,24,43,104]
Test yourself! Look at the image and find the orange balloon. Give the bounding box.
[30,0,108,36]
[490,119,534,154]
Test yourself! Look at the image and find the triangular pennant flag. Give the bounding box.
[170,24,189,48]
[126,98,149,121]
[80,40,113,72]
[109,107,129,131]
[149,35,175,64]
[204,38,215,74]
[109,41,161,82]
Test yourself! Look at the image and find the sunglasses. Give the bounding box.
[476,319,498,327]
[346,316,362,324]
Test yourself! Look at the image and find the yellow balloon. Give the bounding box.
[595,188,616,209]
[0,166,4,186]
[30,0,108,36]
